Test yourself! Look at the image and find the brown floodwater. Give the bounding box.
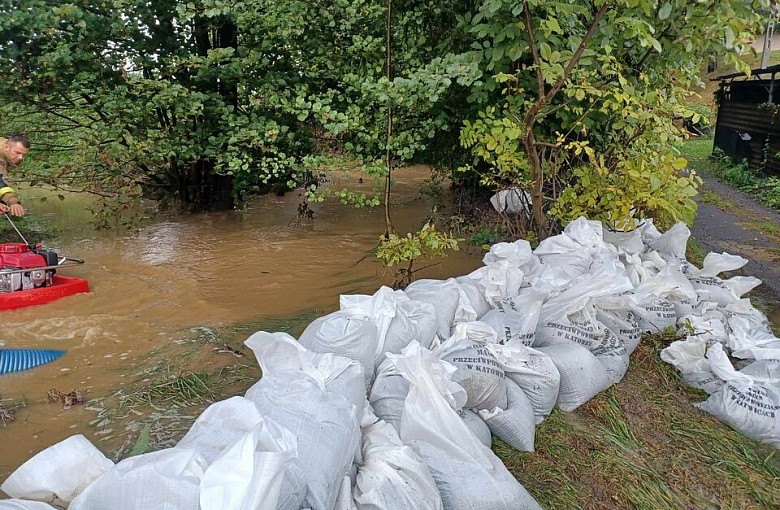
[0,165,485,483]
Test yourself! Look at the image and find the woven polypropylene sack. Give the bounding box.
[245,375,360,510]
[536,343,613,412]
[481,379,536,451]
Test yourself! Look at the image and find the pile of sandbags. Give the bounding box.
[4,216,778,510]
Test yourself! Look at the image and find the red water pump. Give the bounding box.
[0,243,59,292]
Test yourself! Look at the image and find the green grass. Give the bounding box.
[699,189,740,213]
[681,137,715,172]
[685,237,707,269]
[498,339,780,510]
[90,310,318,460]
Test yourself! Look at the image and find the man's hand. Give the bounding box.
[8,203,24,216]
[0,203,9,214]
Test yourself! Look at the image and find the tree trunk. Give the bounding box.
[183,16,237,211]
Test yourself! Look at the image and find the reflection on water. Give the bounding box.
[0,166,485,480]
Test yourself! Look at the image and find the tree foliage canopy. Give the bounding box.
[0,0,770,234]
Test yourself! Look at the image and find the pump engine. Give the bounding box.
[0,243,59,292]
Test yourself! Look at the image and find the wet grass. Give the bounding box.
[699,189,740,213]
[89,310,318,460]
[682,137,715,173]
[685,236,707,267]
[498,337,780,510]
[743,221,780,239]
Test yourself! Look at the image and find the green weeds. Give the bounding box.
[758,177,780,209]
[699,189,740,213]
[500,339,780,510]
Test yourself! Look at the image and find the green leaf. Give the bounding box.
[540,42,552,61]
[658,3,672,21]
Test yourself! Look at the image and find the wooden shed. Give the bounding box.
[713,63,780,173]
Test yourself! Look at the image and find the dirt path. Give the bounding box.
[692,177,780,313]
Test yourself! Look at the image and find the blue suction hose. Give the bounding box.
[0,348,65,375]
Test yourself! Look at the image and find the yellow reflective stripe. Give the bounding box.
[0,187,14,195]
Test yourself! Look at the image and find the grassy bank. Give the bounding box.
[500,337,780,509]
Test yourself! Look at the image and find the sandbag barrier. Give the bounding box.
[2,217,778,509]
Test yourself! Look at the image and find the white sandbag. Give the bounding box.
[199,419,304,510]
[534,218,612,279]
[726,300,773,335]
[638,218,662,244]
[602,228,645,255]
[695,252,749,277]
[677,313,728,347]
[340,286,401,359]
[455,274,492,319]
[176,396,306,510]
[727,323,780,361]
[630,261,699,319]
[592,335,630,384]
[538,258,633,325]
[177,396,267,462]
[0,501,57,509]
[245,375,360,510]
[1,434,114,504]
[629,295,677,334]
[697,344,780,448]
[480,288,545,346]
[298,311,379,387]
[563,217,605,247]
[685,252,761,306]
[659,338,724,394]
[688,274,761,307]
[739,360,780,380]
[244,331,366,415]
[369,358,411,434]
[405,279,462,341]
[699,382,780,448]
[479,379,536,452]
[485,342,560,424]
[450,320,500,345]
[489,188,530,214]
[482,238,538,272]
[595,306,642,355]
[69,448,206,510]
[408,440,543,510]
[437,339,508,410]
[536,307,629,384]
[647,221,689,261]
[535,343,613,412]
[403,298,439,349]
[335,476,358,510]
[355,408,442,510]
[388,343,543,510]
[450,278,479,325]
[534,235,593,279]
[726,306,780,360]
[468,261,525,307]
[379,299,421,365]
[460,409,493,448]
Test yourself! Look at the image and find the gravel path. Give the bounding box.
[692,178,780,311]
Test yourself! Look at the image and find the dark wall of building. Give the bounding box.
[714,79,780,174]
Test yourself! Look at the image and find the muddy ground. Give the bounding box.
[692,178,780,315]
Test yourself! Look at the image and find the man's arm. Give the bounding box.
[0,173,24,216]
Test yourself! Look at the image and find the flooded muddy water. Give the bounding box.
[0,166,485,481]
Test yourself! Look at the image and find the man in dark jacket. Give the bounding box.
[0,135,29,217]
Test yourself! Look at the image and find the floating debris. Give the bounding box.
[47,389,86,410]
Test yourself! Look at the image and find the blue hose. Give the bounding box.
[0,348,65,375]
